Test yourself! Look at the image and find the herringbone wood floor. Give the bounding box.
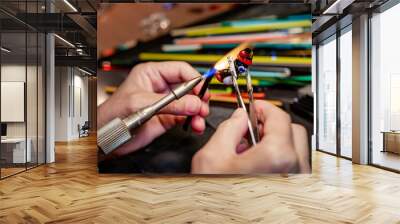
[1,135,400,223]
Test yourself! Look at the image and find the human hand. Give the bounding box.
[98,61,210,156]
[191,100,310,174]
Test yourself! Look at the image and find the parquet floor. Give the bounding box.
[1,167,26,178]
[1,135,400,223]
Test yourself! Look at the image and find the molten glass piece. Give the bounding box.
[215,48,254,85]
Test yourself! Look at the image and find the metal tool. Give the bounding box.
[245,69,260,145]
[98,75,204,155]
[227,56,259,146]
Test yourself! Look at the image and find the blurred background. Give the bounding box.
[97,3,312,173]
[98,3,312,124]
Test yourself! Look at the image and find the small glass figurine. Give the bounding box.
[224,48,259,145]
[215,48,253,85]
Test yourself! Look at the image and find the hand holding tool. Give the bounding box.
[98,75,204,155]
[227,56,259,146]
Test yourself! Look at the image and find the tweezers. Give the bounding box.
[227,56,260,146]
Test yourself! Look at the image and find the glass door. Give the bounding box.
[370,3,400,171]
[0,1,46,179]
[1,30,28,178]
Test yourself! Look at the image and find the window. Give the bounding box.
[317,35,337,154]
[370,3,400,171]
[339,27,352,158]
[1,30,28,177]
[0,2,46,179]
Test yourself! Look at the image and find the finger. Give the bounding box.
[191,115,206,134]
[254,100,292,141]
[199,101,209,117]
[205,108,249,153]
[160,94,204,116]
[202,90,211,102]
[113,115,179,156]
[236,140,250,154]
[149,61,201,85]
[239,144,298,173]
[175,116,186,125]
[193,79,204,95]
[291,124,310,173]
[257,123,264,139]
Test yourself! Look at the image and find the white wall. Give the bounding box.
[54,67,89,141]
[1,65,26,139]
[55,66,69,141]
[71,72,89,138]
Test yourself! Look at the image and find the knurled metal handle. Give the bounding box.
[97,118,132,155]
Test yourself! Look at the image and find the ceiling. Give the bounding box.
[0,0,97,70]
[0,0,96,14]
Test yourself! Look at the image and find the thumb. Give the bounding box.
[206,108,249,153]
